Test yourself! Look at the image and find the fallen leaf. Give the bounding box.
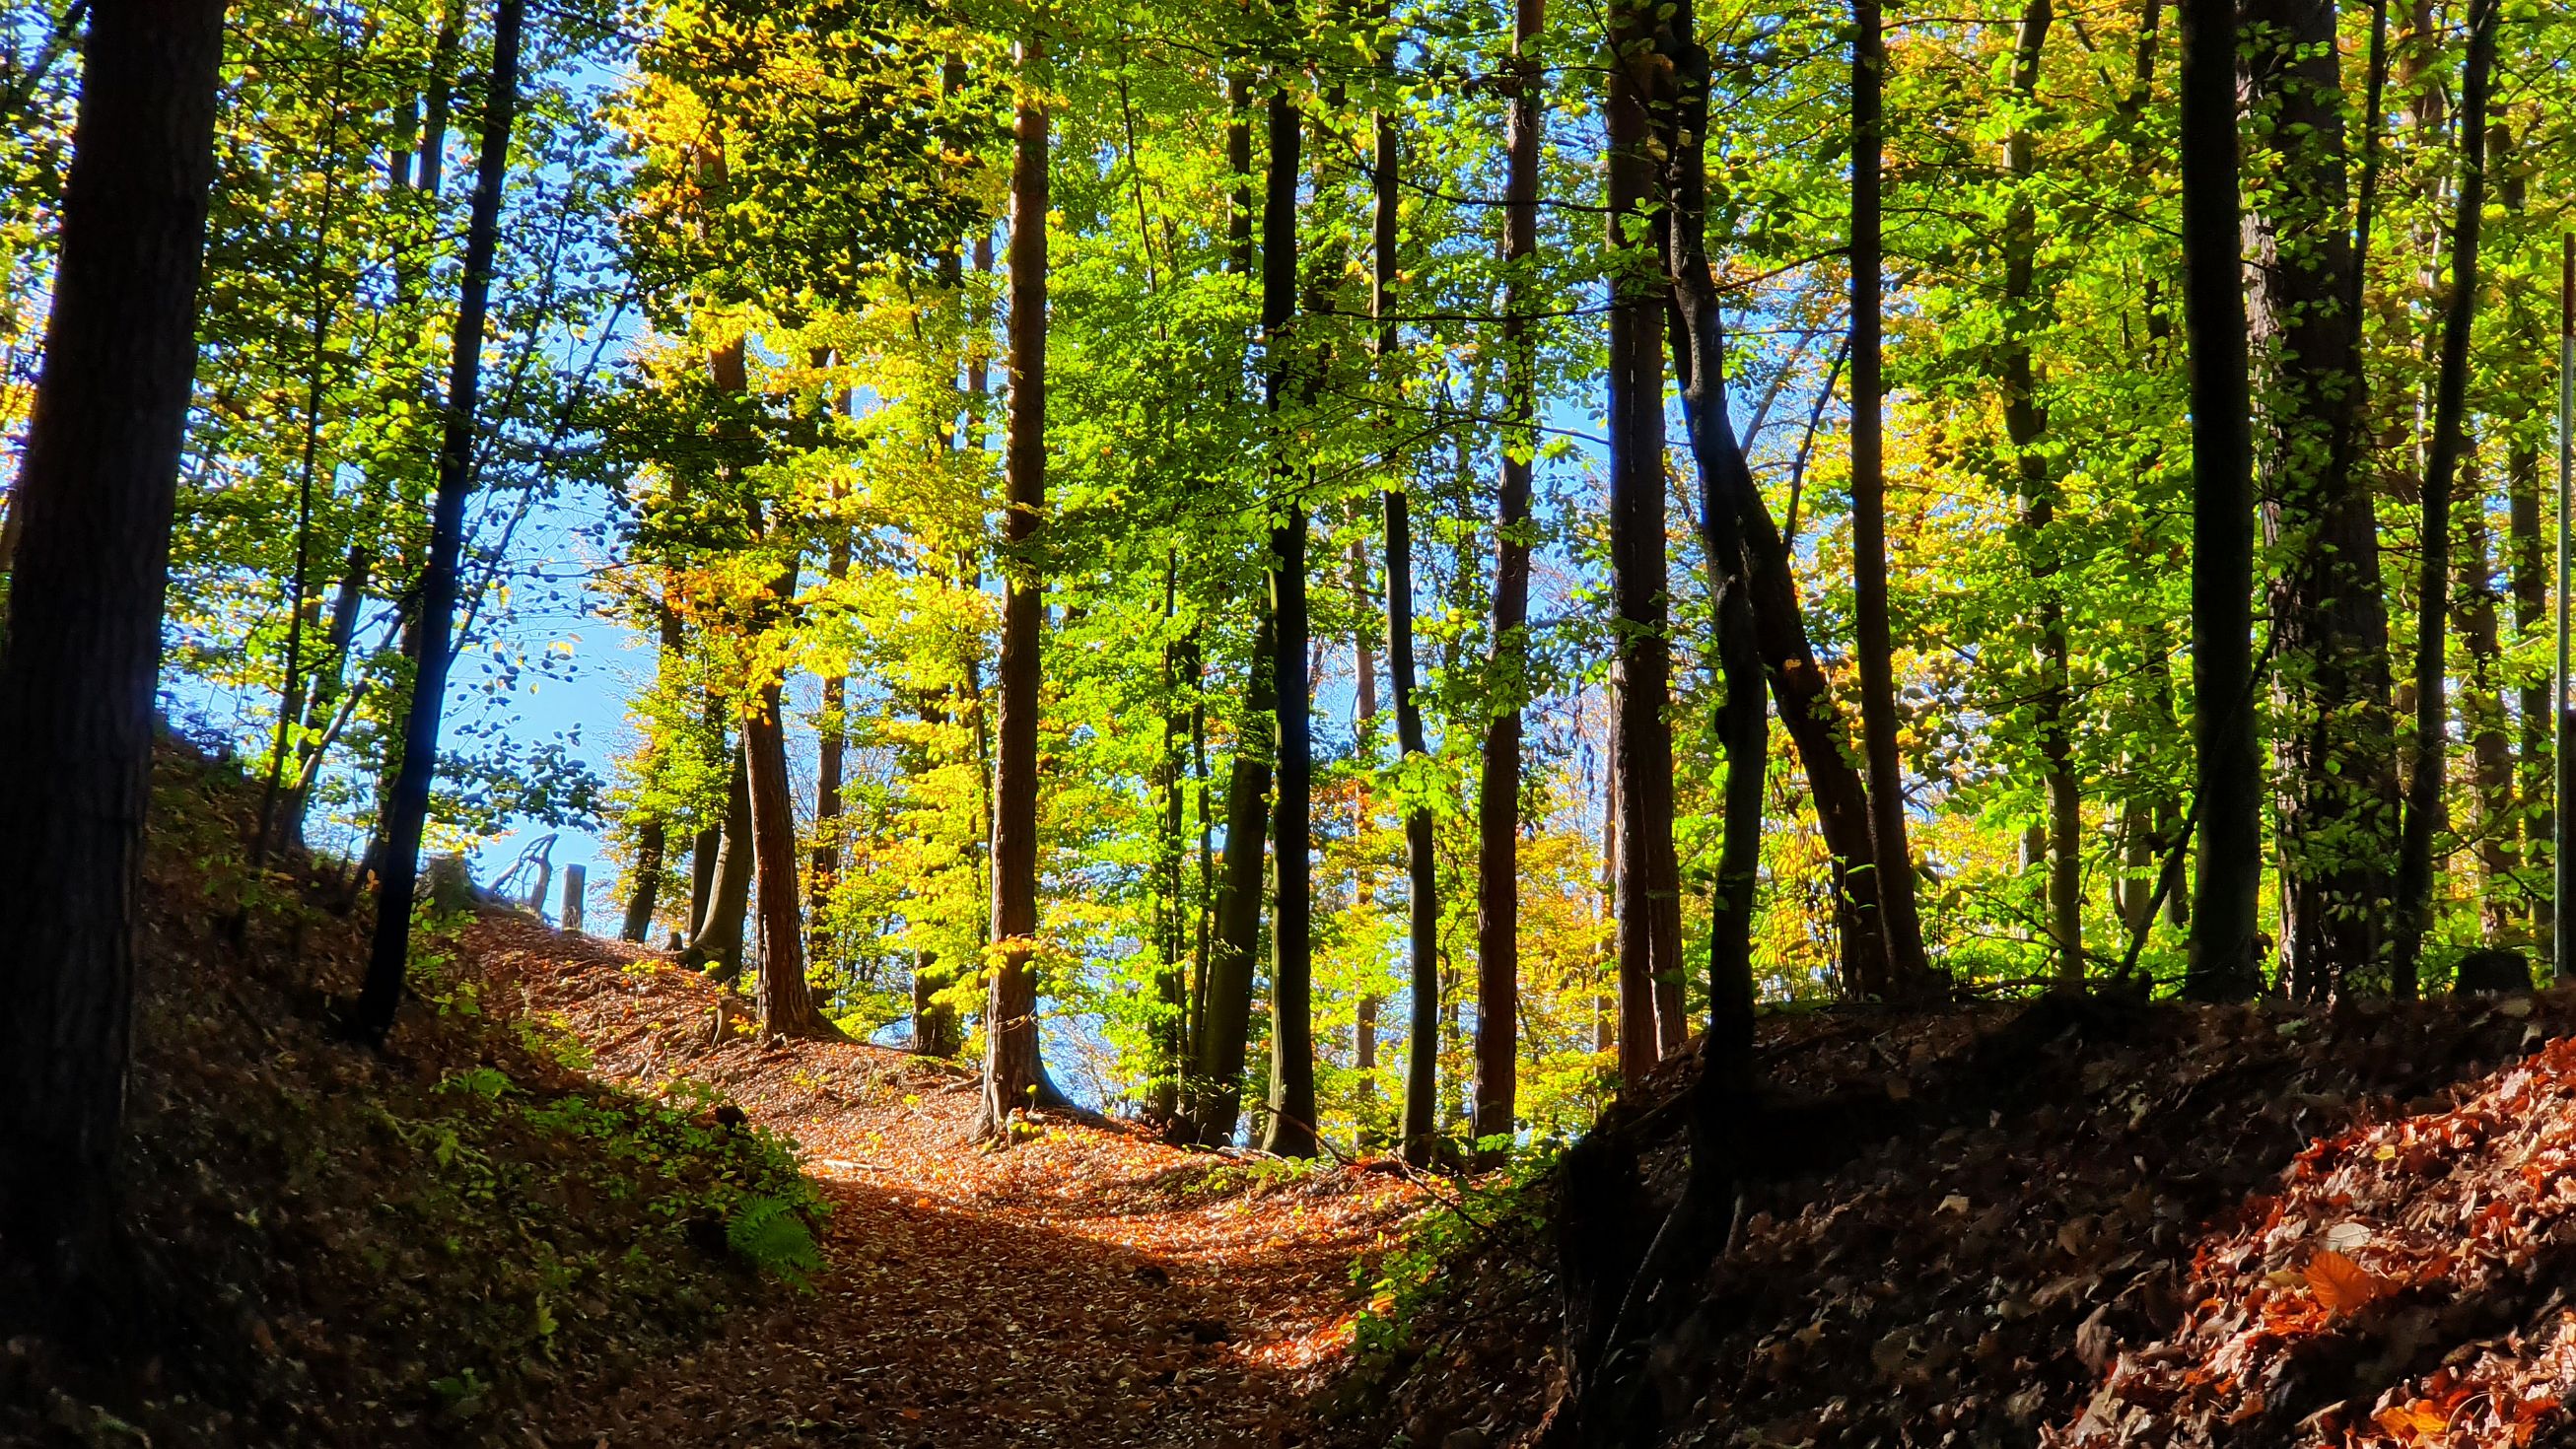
[2304,1249,2392,1315]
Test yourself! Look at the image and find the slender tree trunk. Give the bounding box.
[1351,539,1380,1111]
[980,40,1055,1137]
[2393,0,2496,989]
[1475,0,1543,1163]
[1996,0,2080,988]
[2176,0,2261,999]
[1849,0,1933,996]
[356,0,524,1044]
[1606,0,1683,1080]
[0,0,228,1268]
[1192,611,1274,1146]
[1256,78,1318,1158]
[280,543,372,845]
[1152,560,1189,1121]
[2497,120,2552,958]
[746,676,830,1036]
[2245,0,2398,1000]
[2458,466,2518,939]
[686,742,753,978]
[811,530,847,968]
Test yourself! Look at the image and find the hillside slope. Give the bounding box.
[1306,991,2576,1449]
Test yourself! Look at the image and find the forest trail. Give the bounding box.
[464,917,1420,1449]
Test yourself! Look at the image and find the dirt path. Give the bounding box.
[466,919,1418,1448]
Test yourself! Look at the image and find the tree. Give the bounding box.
[2175,0,2259,1000]
[0,0,231,1270]
[2243,0,2395,1000]
[357,0,527,1045]
[979,33,1054,1138]
[1258,71,1318,1159]
[1604,0,1683,1079]
[2392,0,2498,992]
[1847,0,1932,995]
[1474,0,1544,1163]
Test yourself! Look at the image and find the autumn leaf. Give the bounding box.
[2304,1250,2393,1315]
[2372,1400,2452,1441]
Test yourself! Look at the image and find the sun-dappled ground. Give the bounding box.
[468,917,1426,1448]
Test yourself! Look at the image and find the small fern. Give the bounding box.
[726,1196,823,1285]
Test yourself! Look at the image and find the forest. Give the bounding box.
[6,0,2576,1441]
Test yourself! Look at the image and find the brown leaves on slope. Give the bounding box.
[470,916,1425,1448]
[2055,1018,2576,1449]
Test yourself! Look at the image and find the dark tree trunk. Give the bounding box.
[1849,0,1934,996]
[980,36,1053,1138]
[280,544,373,845]
[1152,562,1190,1122]
[1605,0,1684,1080]
[1256,79,1318,1157]
[356,0,525,1043]
[1997,0,2081,988]
[2176,0,2262,1000]
[2244,0,2398,1000]
[1192,611,1274,1146]
[810,547,847,968]
[2393,0,2496,990]
[746,678,831,1037]
[1372,83,1440,1168]
[1475,0,1543,1163]
[0,0,228,1266]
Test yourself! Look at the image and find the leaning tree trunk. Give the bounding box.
[0,0,228,1271]
[2392,0,2496,992]
[1475,0,1543,1163]
[980,37,1054,1138]
[1849,0,1934,997]
[2176,0,2262,1000]
[2244,0,2399,1000]
[2498,119,2552,958]
[357,0,525,1044]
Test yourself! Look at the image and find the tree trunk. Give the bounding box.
[1996,0,2081,988]
[1192,610,1274,1146]
[685,742,753,979]
[1475,0,1543,1163]
[1256,80,1318,1158]
[2244,0,2398,1000]
[2393,0,2495,990]
[2498,120,2553,960]
[2457,466,2517,940]
[2176,0,2262,1000]
[1350,539,1379,1112]
[280,544,372,846]
[1153,562,1190,1122]
[747,678,831,1036]
[356,0,525,1044]
[1849,0,1934,997]
[980,36,1053,1138]
[1606,0,1683,1080]
[0,0,228,1266]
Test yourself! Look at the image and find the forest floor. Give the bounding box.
[470,916,1425,1449]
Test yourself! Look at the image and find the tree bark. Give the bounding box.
[356,0,524,1043]
[1475,0,1543,1163]
[2393,0,2495,989]
[1849,0,1934,996]
[1256,79,1318,1158]
[2176,0,2262,1000]
[980,35,1052,1139]
[2244,0,2398,1000]
[747,676,831,1036]
[685,741,753,978]
[1606,0,1684,1080]
[0,0,228,1265]
[2497,120,2552,958]
[2458,465,2517,940]
[1192,610,1274,1146]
